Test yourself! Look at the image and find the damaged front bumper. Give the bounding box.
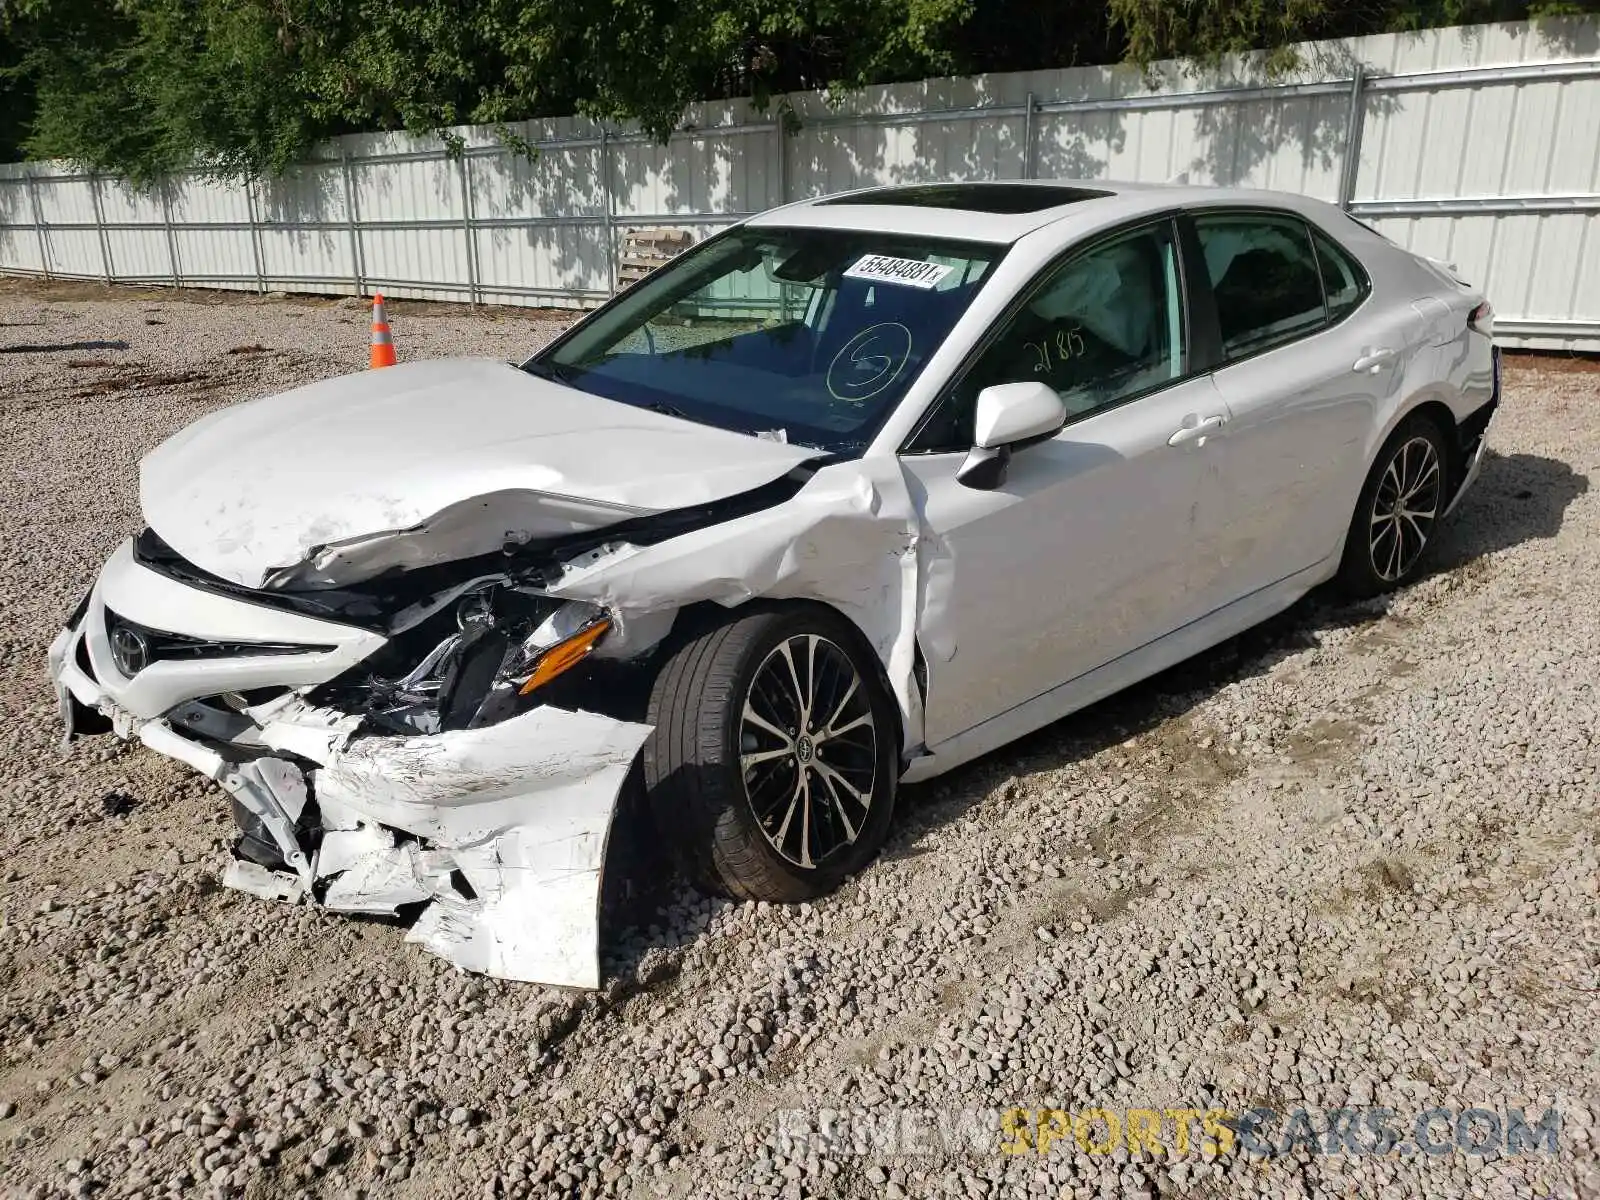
[47,539,651,989]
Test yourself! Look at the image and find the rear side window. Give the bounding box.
[1195,213,1327,361]
[1310,228,1370,321]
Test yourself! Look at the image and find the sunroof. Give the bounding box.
[817,183,1110,214]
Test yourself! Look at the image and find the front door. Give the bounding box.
[898,218,1232,749]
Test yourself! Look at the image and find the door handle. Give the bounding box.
[1352,347,1398,374]
[1168,414,1226,446]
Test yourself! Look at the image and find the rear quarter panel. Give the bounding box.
[1347,225,1496,461]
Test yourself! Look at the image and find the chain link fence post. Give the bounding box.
[602,128,617,297]
[776,118,788,203]
[1338,64,1368,210]
[25,174,51,280]
[160,178,182,288]
[87,172,114,283]
[1022,92,1037,179]
[341,152,365,297]
[243,181,268,294]
[457,152,480,306]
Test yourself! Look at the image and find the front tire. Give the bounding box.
[1335,414,1450,598]
[642,607,897,903]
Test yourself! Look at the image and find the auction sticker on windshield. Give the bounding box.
[843,255,952,289]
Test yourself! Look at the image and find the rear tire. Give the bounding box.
[1335,414,1451,598]
[642,606,897,902]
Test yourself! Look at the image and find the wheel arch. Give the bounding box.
[662,597,910,760]
[1371,394,1463,495]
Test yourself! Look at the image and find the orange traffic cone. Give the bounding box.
[369,293,397,368]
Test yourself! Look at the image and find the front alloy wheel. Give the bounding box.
[740,634,878,870]
[644,607,897,902]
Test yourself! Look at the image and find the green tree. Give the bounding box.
[3,0,324,180]
[1108,0,1594,67]
[1,0,1593,180]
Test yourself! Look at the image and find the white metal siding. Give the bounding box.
[2,17,1597,347]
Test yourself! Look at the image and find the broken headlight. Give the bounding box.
[103,608,334,677]
[510,603,612,696]
[436,594,611,729]
[324,585,611,735]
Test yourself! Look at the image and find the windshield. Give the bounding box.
[534,227,1006,454]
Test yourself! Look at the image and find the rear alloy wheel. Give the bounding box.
[1369,435,1443,583]
[643,607,897,902]
[1336,415,1450,597]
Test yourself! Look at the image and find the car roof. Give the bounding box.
[746,180,1346,245]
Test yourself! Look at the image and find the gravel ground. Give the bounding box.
[1,278,1597,1200]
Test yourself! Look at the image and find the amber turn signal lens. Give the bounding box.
[518,619,611,695]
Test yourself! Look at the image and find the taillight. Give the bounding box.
[1469,300,1494,337]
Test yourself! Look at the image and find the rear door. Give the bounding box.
[1192,210,1405,605]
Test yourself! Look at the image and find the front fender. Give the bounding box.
[544,458,928,757]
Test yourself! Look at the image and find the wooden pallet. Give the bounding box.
[618,227,695,287]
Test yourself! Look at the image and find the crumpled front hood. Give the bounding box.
[141,357,818,589]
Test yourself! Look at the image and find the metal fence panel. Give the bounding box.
[473,223,612,304]
[41,227,104,279]
[1,17,1598,347]
[169,229,255,287]
[167,174,253,224]
[258,227,354,292]
[0,179,47,274]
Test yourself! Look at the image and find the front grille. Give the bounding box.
[103,606,334,676]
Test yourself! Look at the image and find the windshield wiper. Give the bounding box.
[644,401,695,421]
[521,358,572,384]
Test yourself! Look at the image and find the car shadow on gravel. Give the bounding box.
[883,448,1590,852]
[1425,449,1589,575]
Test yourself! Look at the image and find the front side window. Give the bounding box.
[1195,212,1327,361]
[908,220,1186,452]
[535,228,1003,455]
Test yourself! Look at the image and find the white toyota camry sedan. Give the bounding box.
[48,181,1499,986]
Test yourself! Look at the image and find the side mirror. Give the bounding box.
[957,382,1067,490]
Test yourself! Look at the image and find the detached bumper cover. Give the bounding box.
[49,590,650,990]
[1445,355,1501,518]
